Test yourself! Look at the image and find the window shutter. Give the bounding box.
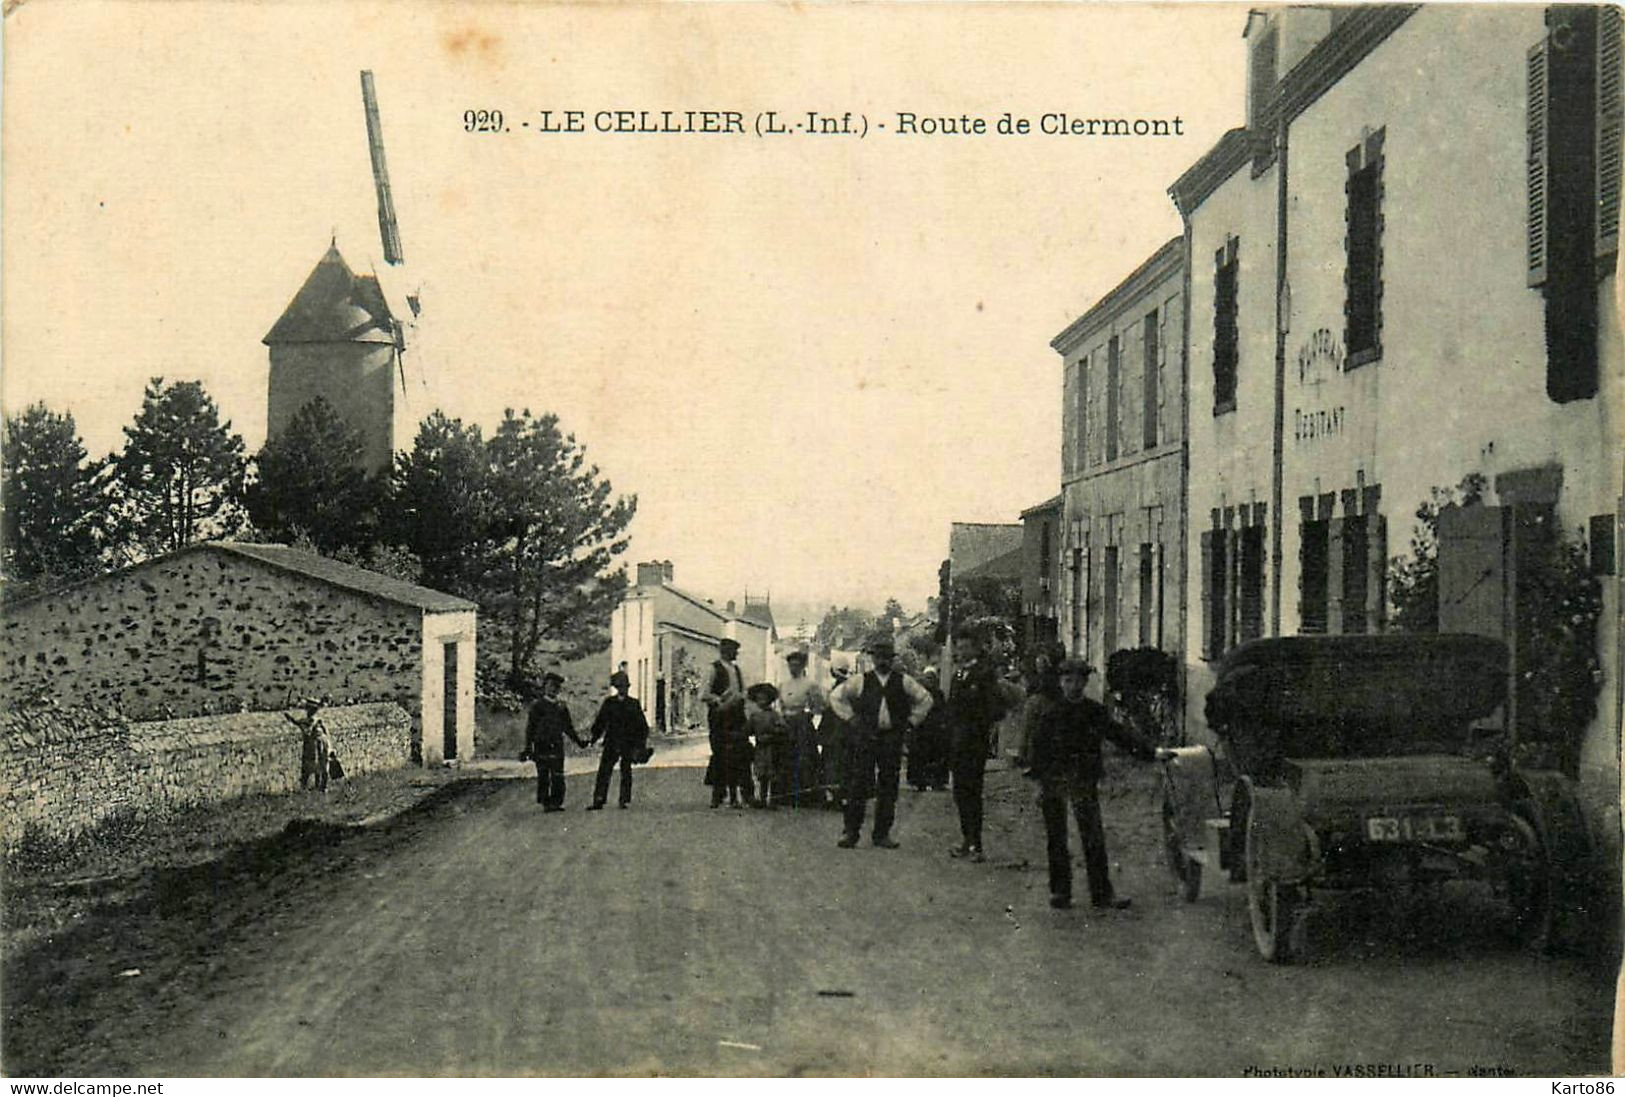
[1529,38,1552,286]
[1199,531,1214,659]
[1326,517,1346,635]
[1158,305,1170,445]
[1597,5,1623,258]
[1225,527,1241,653]
[1438,504,1507,639]
[1367,513,1388,633]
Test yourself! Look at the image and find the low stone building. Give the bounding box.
[1,542,476,765]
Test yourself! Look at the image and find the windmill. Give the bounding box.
[261,70,430,475]
[360,70,427,416]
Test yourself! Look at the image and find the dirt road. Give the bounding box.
[3,758,1613,1076]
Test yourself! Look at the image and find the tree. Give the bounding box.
[385,411,491,596]
[1,403,109,591]
[813,605,877,651]
[110,378,247,557]
[482,408,636,684]
[1388,472,1486,633]
[246,397,379,554]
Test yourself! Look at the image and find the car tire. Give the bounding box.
[1504,804,1553,953]
[1245,820,1305,963]
[1248,878,1306,963]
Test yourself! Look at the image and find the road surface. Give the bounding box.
[3,756,1613,1076]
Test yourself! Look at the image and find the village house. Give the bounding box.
[1169,6,1621,835]
[1018,496,1063,651]
[1049,236,1187,672]
[609,561,772,732]
[0,542,477,764]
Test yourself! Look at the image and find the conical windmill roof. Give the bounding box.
[263,244,398,345]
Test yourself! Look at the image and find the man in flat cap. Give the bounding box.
[946,626,1014,862]
[827,635,934,848]
[520,672,588,811]
[779,649,825,808]
[1028,658,1158,909]
[703,637,754,807]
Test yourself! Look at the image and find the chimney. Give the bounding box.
[636,562,666,587]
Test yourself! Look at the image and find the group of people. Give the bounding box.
[519,669,652,811]
[699,628,1164,910]
[517,628,1161,911]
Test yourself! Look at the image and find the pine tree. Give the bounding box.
[483,408,636,682]
[1,403,109,591]
[247,397,379,553]
[111,379,247,556]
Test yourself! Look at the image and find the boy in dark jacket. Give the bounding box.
[587,671,650,810]
[520,672,588,811]
[1029,659,1159,909]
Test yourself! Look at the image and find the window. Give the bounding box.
[1300,489,1387,635]
[1528,6,1618,403]
[1213,238,1239,413]
[1138,543,1155,647]
[1239,522,1266,643]
[1070,544,1086,655]
[1200,525,1228,660]
[1102,544,1120,656]
[1142,310,1160,449]
[1300,503,1330,635]
[1075,355,1090,471]
[1345,129,1384,367]
[1339,514,1370,634]
[1106,335,1121,462]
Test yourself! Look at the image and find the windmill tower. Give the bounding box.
[262,71,425,476]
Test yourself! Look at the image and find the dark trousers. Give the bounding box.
[711,741,755,806]
[593,740,635,806]
[842,730,903,839]
[950,746,986,848]
[909,723,950,788]
[534,755,566,807]
[785,716,820,807]
[1041,787,1113,904]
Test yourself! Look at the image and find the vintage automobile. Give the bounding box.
[1160,633,1592,963]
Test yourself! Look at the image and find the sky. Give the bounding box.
[3,1,1245,616]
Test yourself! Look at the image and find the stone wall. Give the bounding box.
[0,548,423,722]
[0,702,412,852]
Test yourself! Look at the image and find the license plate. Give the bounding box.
[1365,814,1464,843]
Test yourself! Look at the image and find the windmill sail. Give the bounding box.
[360,70,404,266]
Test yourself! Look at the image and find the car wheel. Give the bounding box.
[1245,824,1305,963]
[1247,878,1305,963]
[1504,806,1553,952]
[1161,793,1202,902]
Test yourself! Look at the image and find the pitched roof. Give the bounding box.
[958,544,1023,582]
[948,522,1023,574]
[1020,494,1063,520]
[263,244,398,346]
[1051,237,1184,355]
[214,543,475,612]
[740,600,776,633]
[653,582,770,632]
